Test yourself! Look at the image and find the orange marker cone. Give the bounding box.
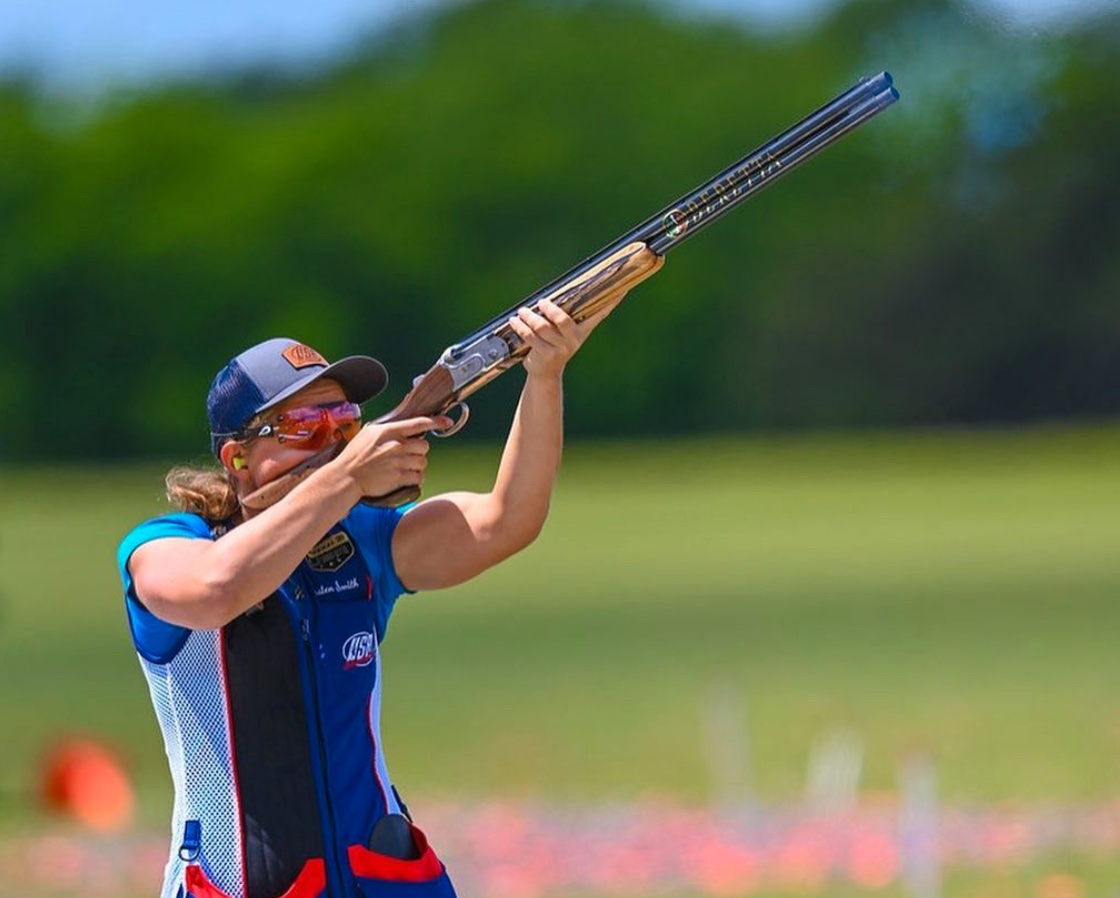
[40,736,136,832]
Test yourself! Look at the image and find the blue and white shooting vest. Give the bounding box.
[117,506,457,898]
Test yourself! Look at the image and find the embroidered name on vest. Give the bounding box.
[313,577,360,597]
[307,532,355,572]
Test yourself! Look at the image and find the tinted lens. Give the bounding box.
[274,402,361,444]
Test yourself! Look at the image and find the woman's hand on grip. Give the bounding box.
[335,416,451,499]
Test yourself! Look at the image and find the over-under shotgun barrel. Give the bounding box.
[448,71,898,357]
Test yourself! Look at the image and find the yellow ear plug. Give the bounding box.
[232,457,246,471]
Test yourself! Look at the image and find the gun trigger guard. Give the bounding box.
[432,402,469,438]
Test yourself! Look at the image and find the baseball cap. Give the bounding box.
[207,337,388,454]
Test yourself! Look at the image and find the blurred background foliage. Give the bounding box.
[0,0,1118,461]
[3,4,1120,894]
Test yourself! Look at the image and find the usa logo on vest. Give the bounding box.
[342,631,376,670]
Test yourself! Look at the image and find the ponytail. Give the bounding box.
[164,465,240,523]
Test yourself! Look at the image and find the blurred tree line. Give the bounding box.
[0,0,1118,461]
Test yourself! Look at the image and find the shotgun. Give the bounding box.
[242,72,899,512]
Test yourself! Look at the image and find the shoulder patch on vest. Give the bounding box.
[307,531,355,572]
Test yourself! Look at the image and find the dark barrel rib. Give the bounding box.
[448,72,897,357]
[647,82,898,253]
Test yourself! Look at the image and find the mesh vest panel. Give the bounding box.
[140,629,245,898]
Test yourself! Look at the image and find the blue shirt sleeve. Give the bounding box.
[117,513,212,663]
[343,502,412,639]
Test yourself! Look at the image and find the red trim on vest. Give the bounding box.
[218,630,249,898]
[185,859,326,898]
[185,864,233,898]
[347,825,444,882]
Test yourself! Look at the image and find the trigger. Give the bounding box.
[432,402,469,438]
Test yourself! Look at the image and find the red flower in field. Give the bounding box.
[692,840,759,895]
[846,830,900,889]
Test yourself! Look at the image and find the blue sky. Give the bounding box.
[0,0,1114,90]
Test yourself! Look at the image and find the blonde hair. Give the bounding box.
[165,412,270,522]
[165,464,240,523]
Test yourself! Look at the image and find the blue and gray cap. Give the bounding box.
[206,337,388,455]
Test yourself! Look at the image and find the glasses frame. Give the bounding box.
[236,400,363,446]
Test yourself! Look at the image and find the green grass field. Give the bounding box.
[2,425,1119,894]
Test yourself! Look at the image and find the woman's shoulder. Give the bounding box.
[117,512,215,567]
[125,511,214,541]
